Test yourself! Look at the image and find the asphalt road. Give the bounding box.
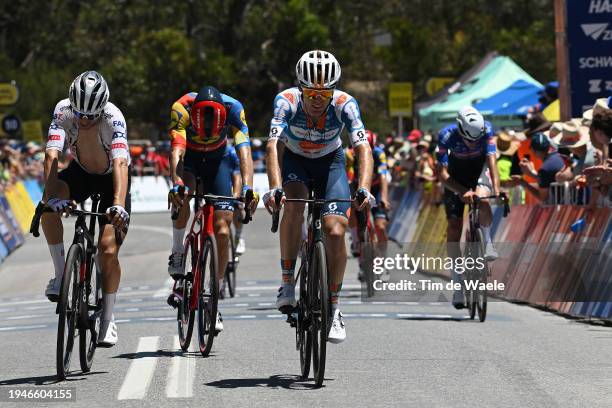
[0,212,611,408]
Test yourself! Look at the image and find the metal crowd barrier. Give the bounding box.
[546,182,611,207]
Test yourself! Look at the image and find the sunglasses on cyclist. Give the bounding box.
[72,109,101,121]
[301,87,334,100]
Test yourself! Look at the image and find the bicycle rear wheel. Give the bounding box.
[297,262,312,380]
[57,244,82,380]
[178,237,196,351]
[79,253,101,372]
[310,241,328,387]
[197,235,218,357]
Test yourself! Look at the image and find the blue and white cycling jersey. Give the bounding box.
[268,87,368,158]
[225,144,240,175]
[436,122,497,166]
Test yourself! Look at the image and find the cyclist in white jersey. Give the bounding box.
[43,71,131,347]
[264,50,374,344]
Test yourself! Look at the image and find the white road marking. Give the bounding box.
[143,317,174,321]
[0,324,47,331]
[115,319,131,324]
[236,315,256,319]
[0,299,48,307]
[4,314,47,320]
[166,336,196,398]
[257,302,274,306]
[266,314,284,318]
[117,336,160,400]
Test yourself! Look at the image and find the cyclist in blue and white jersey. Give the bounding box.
[436,106,501,309]
[263,50,374,344]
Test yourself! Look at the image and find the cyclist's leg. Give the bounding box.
[168,151,197,277]
[202,151,237,284]
[95,170,132,346]
[317,149,350,307]
[276,149,308,310]
[372,187,389,243]
[319,148,350,342]
[41,162,87,299]
[475,166,497,259]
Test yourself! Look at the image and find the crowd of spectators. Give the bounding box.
[0,139,44,192]
[377,95,611,209]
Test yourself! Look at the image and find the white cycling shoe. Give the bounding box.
[45,278,61,302]
[484,242,499,261]
[97,319,118,347]
[276,284,297,312]
[215,311,224,332]
[235,238,246,255]
[168,252,185,280]
[328,309,346,344]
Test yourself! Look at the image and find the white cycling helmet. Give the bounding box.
[296,50,341,89]
[69,70,110,116]
[456,106,485,141]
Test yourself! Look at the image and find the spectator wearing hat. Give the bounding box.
[532,81,559,112]
[495,131,522,188]
[584,108,612,190]
[514,132,564,202]
[553,121,596,182]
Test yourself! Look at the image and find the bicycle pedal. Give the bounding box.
[167,294,181,309]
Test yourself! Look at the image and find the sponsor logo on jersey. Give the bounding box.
[53,113,63,121]
[336,94,348,105]
[298,140,326,152]
[112,131,125,139]
[112,143,127,150]
[282,92,296,104]
[48,134,62,141]
[112,120,125,128]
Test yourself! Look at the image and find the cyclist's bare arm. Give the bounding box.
[236,144,254,189]
[354,143,373,191]
[43,149,61,201]
[232,172,242,197]
[486,154,501,196]
[266,138,282,190]
[380,171,390,207]
[437,164,469,195]
[112,158,129,208]
[170,146,186,185]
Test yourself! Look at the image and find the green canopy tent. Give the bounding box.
[418,55,541,132]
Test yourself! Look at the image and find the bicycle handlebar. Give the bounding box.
[29,202,107,238]
[470,192,511,217]
[270,195,357,234]
[171,189,254,224]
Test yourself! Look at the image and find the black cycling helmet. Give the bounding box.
[530,132,551,152]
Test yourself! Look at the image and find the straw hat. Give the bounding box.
[496,131,520,156]
[543,122,563,139]
[552,120,590,148]
[582,97,610,121]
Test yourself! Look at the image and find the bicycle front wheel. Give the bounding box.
[197,235,218,357]
[57,244,82,380]
[475,228,488,322]
[178,237,196,351]
[310,241,329,387]
[79,253,101,372]
[297,261,312,380]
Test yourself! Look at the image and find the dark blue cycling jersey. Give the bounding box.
[436,122,496,165]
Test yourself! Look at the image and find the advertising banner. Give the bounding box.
[566,0,612,117]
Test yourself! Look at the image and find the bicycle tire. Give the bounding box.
[297,261,312,380]
[226,228,237,298]
[197,235,218,357]
[57,244,82,380]
[79,253,100,372]
[310,241,328,387]
[463,240,476,320]
[475,228,488,322]
[178,237,196,351]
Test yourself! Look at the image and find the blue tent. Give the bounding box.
[474,80,543,116]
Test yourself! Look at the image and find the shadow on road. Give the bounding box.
[396,316,470,322]
[205,374,328,390]
[0,371,106,386]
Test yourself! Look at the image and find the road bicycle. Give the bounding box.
[271,188,359,387]
[462,193,509,322]
[30,195,122,380]
[222,212,243,299]
[171,181,252,357]
[356,202,381,297]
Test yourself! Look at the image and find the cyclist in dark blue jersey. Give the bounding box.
[436,107,502,309]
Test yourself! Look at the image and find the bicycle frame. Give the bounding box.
[184,198,216,312]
